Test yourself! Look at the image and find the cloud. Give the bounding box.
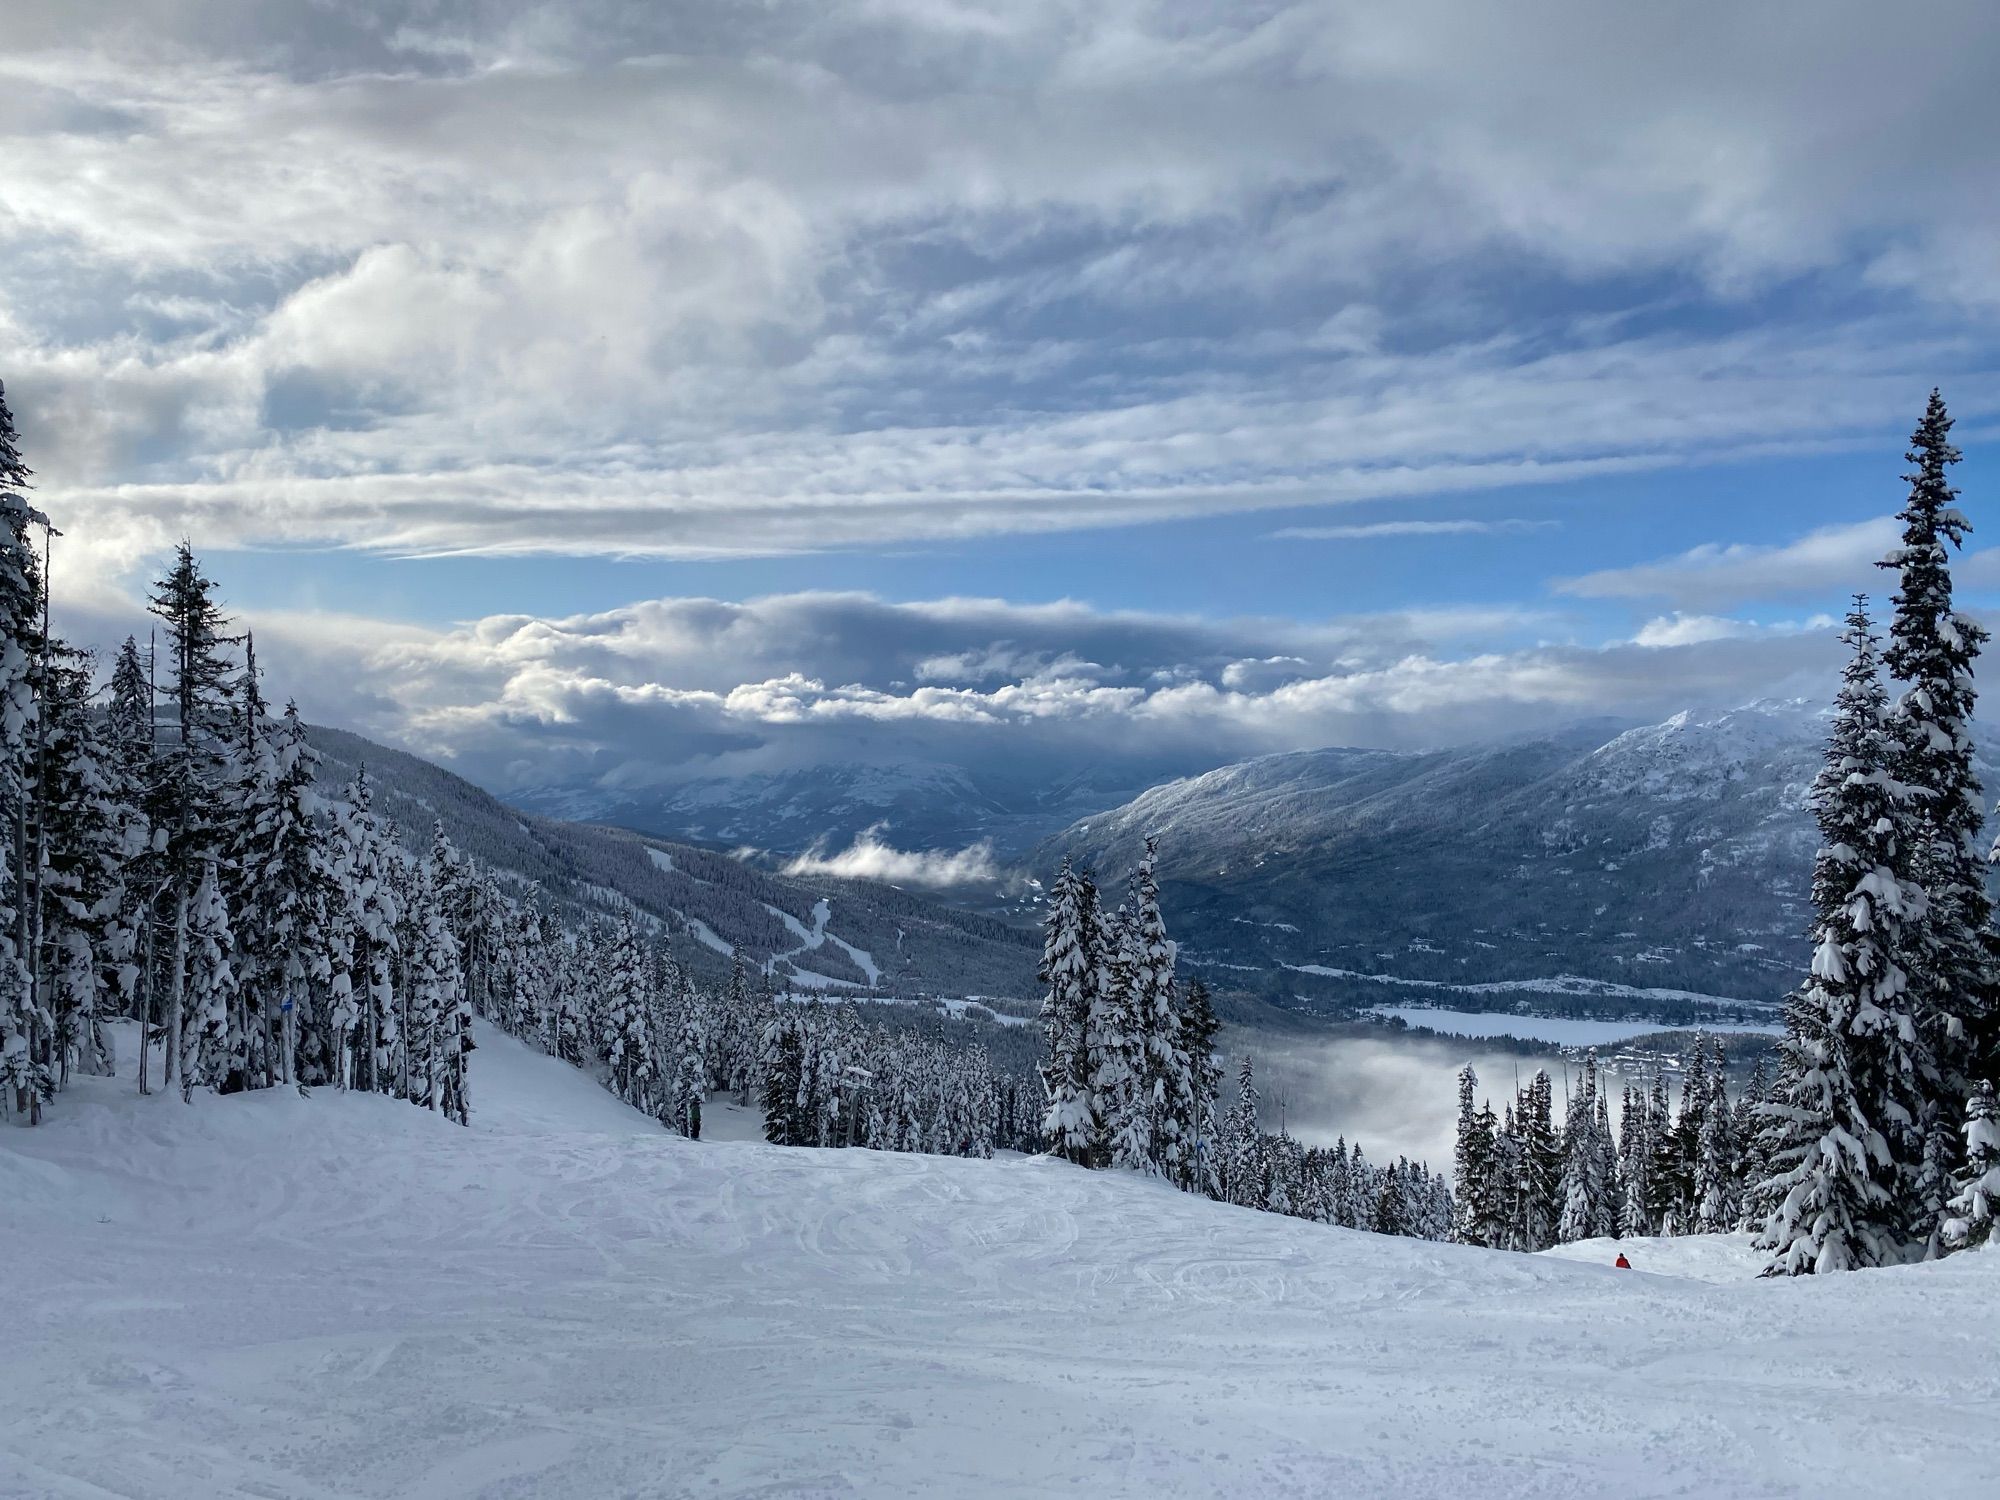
[122,586,1852,818]
[783,826,1006,889]
[1268,518,1554,540]
[1559,518,1919,610]
[1629,612,1838,649]
[2,2,1998,588]
[1246,1032,1550,1171]
[1630,613,1757,648]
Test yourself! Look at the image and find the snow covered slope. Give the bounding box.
[509,757,1190,864]
[6,1025,1999,1498]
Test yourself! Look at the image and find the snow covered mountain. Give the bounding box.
[1037,700,2000,1015]
[9,1016,1999,1497]
[304,725,1041,1002]
[508,757,1199,863]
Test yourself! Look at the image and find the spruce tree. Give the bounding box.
[1673,1037,1711,1228]
[1619,1085,1653,1238]
[1453,1065,1496,1246]
[1222,1054,1262,1207]
[601,910,654,1107]
[148,543,238,1091]
[1590,1088,1623,1240]
[1037,858,1099,1165]
[332,775,400,1092]
[1124,838,1197,1183]
[1732,1054,1773,1230]
[1517,1070,1562,1251]
[761,1011,807,1145]
[673,986,706,1139]
[1096,901,1147,1171]
[1878,389,1993,1244]
[1942,1080,1999,1251]
[1759,600,1916,1273]
[1557,1059,1601,1244]
[0,378,47,1120]
[36,643,143,1085]
[1178,976,1223,1197]
[179,860,238,1098]
[1695,1060,1737,1233]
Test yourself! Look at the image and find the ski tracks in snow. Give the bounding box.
[5,1022,2000,1498]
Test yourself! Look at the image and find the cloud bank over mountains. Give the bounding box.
[201,587,1858,803]
[5,1,1997,791]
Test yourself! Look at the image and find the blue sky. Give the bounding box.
[3,1,1999,803]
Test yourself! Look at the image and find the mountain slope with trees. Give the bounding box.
[1038,702,2000,1011]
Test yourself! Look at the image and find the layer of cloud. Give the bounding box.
[1563,517,2000,611]
[783,827,1006,889]
[1560,518,1906,609]
[136,588,1851,813]
[2,1,1997,588]
[1270,518,1553,540]
[1630,611,1837,649]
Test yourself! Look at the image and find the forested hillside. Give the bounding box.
[306,724,1039,1001]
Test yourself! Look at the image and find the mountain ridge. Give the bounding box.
[1034,699,2000,1015]
[304,725,1041,1003]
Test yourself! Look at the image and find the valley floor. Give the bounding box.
[4,1024,1996,1499]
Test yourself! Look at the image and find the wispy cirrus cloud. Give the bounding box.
[1556,516,2000,612]
[1269,517,1555,540]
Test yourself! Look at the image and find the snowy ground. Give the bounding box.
[1540,1232,1770,1284]
[5,1024,1999,1498]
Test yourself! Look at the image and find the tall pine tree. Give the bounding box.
[1758,599,1916,1273]
[1878,389,1994,1248]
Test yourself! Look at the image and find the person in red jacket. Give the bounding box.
[1615,1253,1631,1269]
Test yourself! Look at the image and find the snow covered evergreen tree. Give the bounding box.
[1096,901,1150,1172]
[671,981,706,1139]
[1221,1054,1262,1207]
[0,378,47,1121]
[1516,1070,1562,1251]
[1123,838,1197,1183]
[1759,599,1916,1273]
[332,775,400,1093]
[402,839,465,1111]
[1695,1056,1738,1234]
[1557,1055,1605,1244]
[1590,1087,1623,1240]
[1943,1080,1998,1251]
[1619,1084,1653,1239]
[1179,976,1223,1196]
[1037,857,1099,1166]
[601,910,655,1108]
[1878,390,1994,1248]
[1733,1054,1775,1232]
[1454,1065,1498,1246]
[36,643,142,1085]
[178,860,237,1098]
[148,543,239,1091]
